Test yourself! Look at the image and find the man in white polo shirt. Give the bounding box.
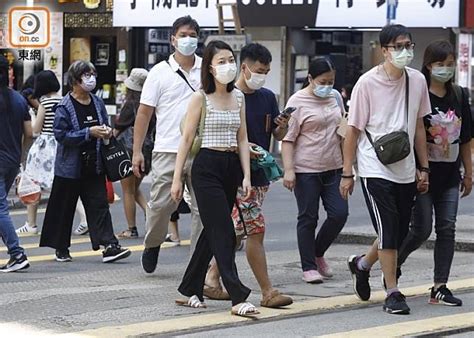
[132,16,202,274]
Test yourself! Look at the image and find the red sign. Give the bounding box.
[466,0,474,28]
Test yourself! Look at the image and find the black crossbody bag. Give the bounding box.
[365,70,411,165]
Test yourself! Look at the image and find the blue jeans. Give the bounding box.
[398,185,459,284]
[0,166,24,258]
[294,170,348,272]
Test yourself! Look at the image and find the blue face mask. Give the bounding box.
[176,36,198,56]
[313,84,333,98]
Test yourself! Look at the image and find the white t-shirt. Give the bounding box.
[348,66,431,184]
[140,54,202,152]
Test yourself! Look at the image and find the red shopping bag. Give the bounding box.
[106,179,115,204]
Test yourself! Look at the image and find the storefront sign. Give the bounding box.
[113,0,460,28]
[114,0,219,27]
[237,1,319,27]
[456,33,472,90]
[315,0,459,28]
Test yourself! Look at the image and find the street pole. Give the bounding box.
[386,0,397,25]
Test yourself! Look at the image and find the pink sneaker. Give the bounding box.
[302,270,324,284]
[316,256,333,278]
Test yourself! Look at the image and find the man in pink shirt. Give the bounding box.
[339,24,430,315]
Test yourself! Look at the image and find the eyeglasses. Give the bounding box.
[82,72,96,79]
[384,42,415,51]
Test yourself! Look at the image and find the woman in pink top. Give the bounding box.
[281,57,348,284]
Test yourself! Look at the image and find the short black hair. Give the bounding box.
[240,43,272,65]
[67,60,96,87]
[379,24,412,47]
[33,70,60,98]
[201,40,235,94]
[172,16,200,36]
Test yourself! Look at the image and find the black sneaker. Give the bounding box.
[381,267,402,291]
[102,245,131,263]
[55,249,72,262]
[383,291,410,314]
[141,246,160,273]
[0,254,30,272]
[347,255,371,301]
[429,285,462,306]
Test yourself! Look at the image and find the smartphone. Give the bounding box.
[276,107,297,121]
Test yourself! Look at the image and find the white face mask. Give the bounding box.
[175,36,198,56]
[431,66,455,83]
[213,63,237,85]
[389,48,414,69]
[244,64,267,90]
[80,75,96,92]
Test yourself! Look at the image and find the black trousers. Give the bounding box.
[178,149,250,306]
[360,177,417,250]
[40,174,119,251]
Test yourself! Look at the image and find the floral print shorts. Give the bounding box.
[232,185,269,236]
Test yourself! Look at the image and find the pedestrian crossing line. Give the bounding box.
[10,208,46,216]
[0,237,91,252]
[78,278,474,338]
[0,240,190,265]
[318,312,474,337]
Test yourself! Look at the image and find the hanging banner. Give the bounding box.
[114,0,460,28]
[44,12,63,91]
[456,33,472,90]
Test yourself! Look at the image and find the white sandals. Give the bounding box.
[175,295,207,308]
[231,302,260,317]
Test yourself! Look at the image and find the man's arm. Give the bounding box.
[132,103,155,176]
[339,126,360,200]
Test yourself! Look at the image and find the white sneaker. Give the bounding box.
[16,223,38,234]
[73,223,89,235]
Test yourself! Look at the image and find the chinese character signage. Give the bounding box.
[114,0,460,28]
[114,0,218,27]
[316,0,459,27]
[456,34,472,90]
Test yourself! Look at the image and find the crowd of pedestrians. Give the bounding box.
[0,16,471,319]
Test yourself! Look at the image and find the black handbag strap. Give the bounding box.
[166,60,195,92]
[366,69,409,146]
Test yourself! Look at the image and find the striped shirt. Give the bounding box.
[40,96,61,135]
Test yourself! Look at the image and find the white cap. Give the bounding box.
[124,68,148,92]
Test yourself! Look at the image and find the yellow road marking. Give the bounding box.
[78,278,474,338]
[0,238,91,252]
[319,312,474,337]
[0,240,190,265]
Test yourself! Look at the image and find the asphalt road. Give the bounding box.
[1,178,473,337]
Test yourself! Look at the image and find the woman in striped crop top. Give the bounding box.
[171,41,259,317]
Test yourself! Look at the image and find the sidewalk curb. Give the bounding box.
[335,232,474,252]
